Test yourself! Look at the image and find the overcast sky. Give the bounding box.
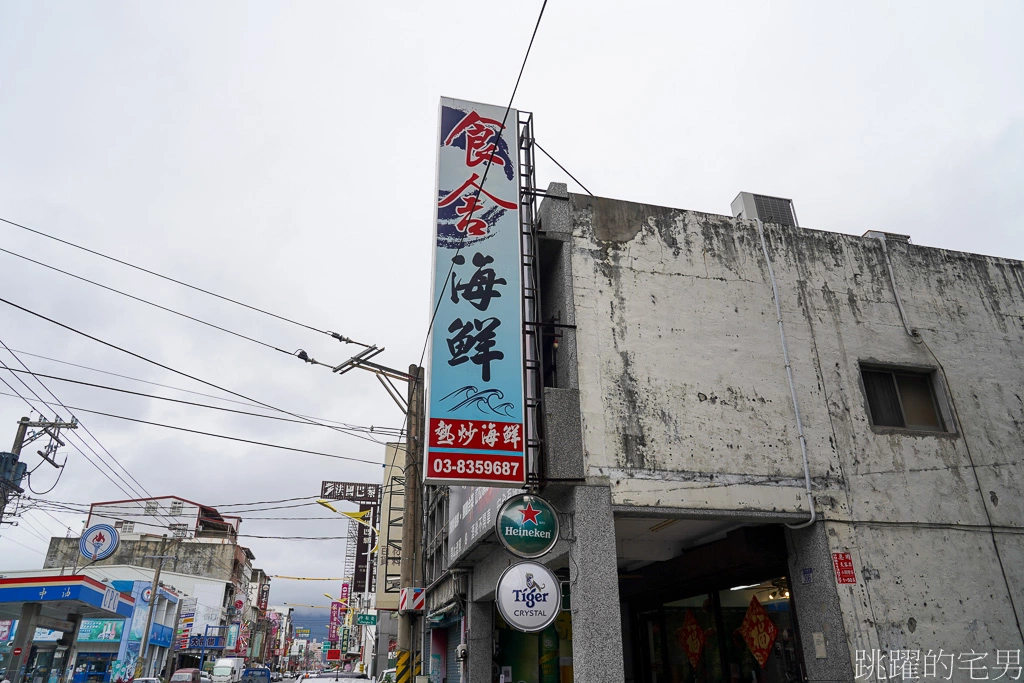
[1,1,1021,609]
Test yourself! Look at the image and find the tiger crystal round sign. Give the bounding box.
[495,561,561,633]
[495,493,560,558]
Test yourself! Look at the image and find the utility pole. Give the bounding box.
[1,416,76,527]
[397,365,423,683]
[141,546,177,677]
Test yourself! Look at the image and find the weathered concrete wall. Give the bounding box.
[45,537,237,582]
[561,189,1024,658]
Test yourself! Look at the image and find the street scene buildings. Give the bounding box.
[0,6,1022,683]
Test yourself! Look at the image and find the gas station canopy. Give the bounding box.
[0,575,135,623]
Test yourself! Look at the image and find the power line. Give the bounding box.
[20,502,354,541]
[212,496,316,507]
[0,246,298,357]
[6,348,405,435]
[0,359,145,505]
[0,296,392,449]
[0,535,45,555]
[535,140,594,196]
[3,394,387,463]
[31,499,325,514]
[0,343,178,523]
[0,215,368,346]
[0,368,403,436]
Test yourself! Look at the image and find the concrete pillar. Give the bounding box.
[9,602,42,683]
[785,521,854,682]
[569,485,624,683]
[465,599,492,683]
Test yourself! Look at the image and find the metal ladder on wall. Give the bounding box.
[518,111,547,489]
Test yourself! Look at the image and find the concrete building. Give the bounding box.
[41,497,258,671]
[421,184,1024,682]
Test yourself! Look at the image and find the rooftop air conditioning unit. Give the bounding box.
[731,192,799,227]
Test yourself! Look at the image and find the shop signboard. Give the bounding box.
[494,494,559,558]
[78,619,124,642]
[355,613,376,626]
[226,623,240,649]
[339,583,350,611]
[832,552,857,584]
[447,486,519,564]
[494,561,560,633]
[424,97,526,487]
[257,583,270,611]
[328,602,342,642]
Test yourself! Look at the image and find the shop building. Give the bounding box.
[421,182,1024,682]
[40,496,258,670]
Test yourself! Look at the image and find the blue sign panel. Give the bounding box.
[425,97,525,487]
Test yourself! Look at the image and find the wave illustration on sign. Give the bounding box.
[440,386,515,417]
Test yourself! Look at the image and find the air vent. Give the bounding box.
[731,192,799,227]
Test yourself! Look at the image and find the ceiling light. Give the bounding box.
[729,584,760,591]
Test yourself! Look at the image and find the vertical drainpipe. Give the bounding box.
[755,219,816,529]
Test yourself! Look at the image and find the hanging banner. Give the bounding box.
[425,97,525,487]
[328,602,342,643]
[339,582,350,611]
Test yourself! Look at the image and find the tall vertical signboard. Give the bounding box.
[328,602,342,643]
[425,97,525,486]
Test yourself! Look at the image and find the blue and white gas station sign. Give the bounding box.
[80,524,120,561]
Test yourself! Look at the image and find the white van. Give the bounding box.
[212,658,245,683]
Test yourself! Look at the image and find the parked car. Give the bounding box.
[377,669,396,683]
[171,669,203,683]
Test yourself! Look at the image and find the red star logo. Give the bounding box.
[519,503,542,526]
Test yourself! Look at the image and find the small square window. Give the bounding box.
[144,501,158,515]
[121,521,135,533]
[861,366,946,432]
[170,523,188,538]
[170,501,184,516]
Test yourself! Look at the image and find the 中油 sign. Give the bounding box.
[495,494,559,559]
[425,97,525,487]
[80,524,119,561]
[495,561,560,633]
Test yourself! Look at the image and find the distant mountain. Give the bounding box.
[289,608,330,642]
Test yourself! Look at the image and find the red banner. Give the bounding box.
[676,610,706,670]
[739,596,778,668]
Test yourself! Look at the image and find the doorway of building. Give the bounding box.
[622,526,806,682]
[638,576,802,682]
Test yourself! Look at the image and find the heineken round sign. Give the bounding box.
[495,561,560,633]
[495,493,559,558]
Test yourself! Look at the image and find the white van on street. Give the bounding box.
[212,658,245,683]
